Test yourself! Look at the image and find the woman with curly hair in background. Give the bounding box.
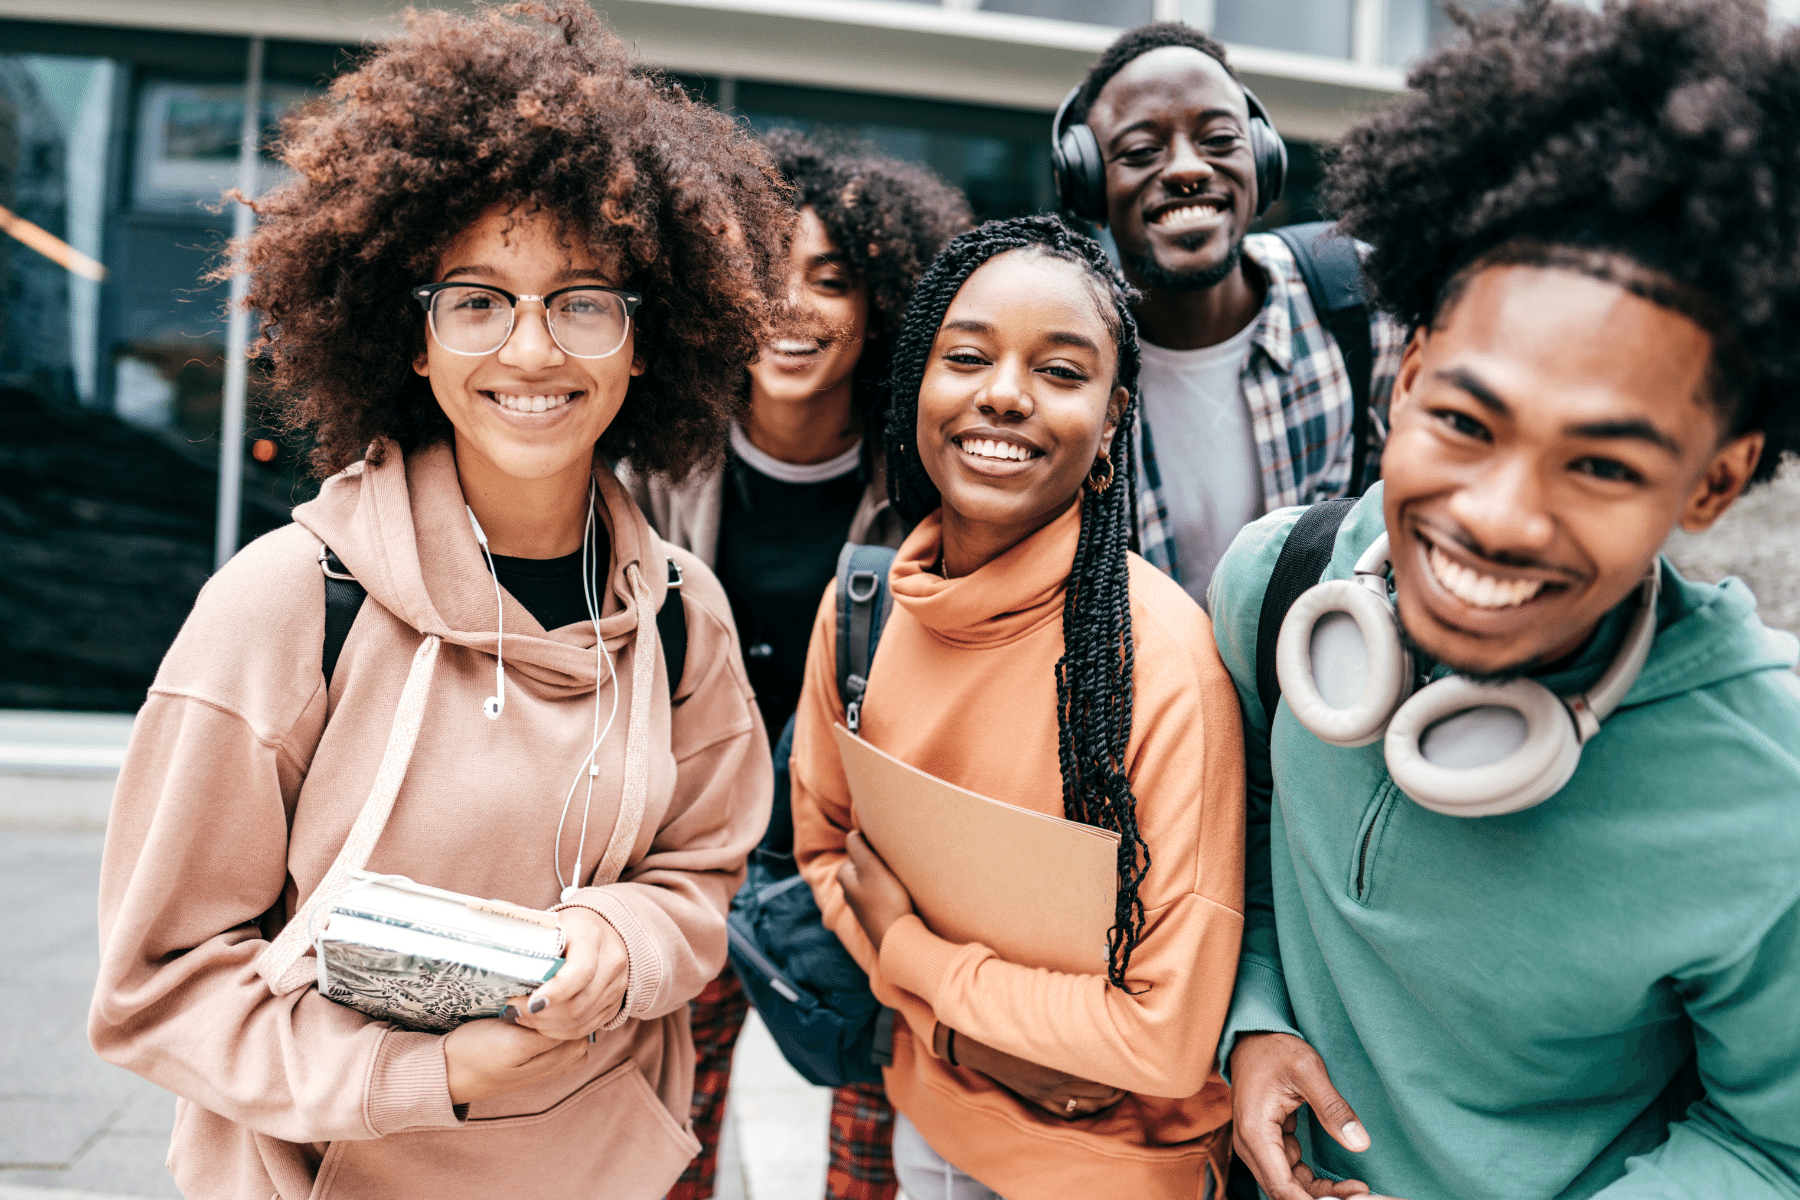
[86,5,788,1198]
[627,127,970,1200]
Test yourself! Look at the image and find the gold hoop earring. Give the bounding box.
[1086,453,1114,494]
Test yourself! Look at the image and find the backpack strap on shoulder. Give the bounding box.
[1272,221,1376,497]
[319,545,367,687]
[1253,498,1357,722]
[657,557,687,700]
[835,543,898,734]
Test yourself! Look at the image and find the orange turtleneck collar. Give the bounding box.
[889,498,1081,649]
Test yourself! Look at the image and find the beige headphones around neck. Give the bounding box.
[1274,533,1660,817]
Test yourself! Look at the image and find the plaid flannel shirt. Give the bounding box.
[1133,232,1408,582]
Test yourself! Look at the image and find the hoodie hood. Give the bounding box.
[292,439,670,698]
[1622,568,1799,706]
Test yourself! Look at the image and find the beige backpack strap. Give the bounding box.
[590,563,659,887]
[255,634,443,995]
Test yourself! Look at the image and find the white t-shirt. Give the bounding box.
[730,422,862,483]
[1137,317,1264,605]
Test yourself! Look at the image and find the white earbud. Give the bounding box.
[1275,532,1659,817]
[467,506,506,721]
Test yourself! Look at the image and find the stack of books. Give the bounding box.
[315,871,566,1033]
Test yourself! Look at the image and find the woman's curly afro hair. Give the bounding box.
[1328,0,1800,482]
[760,129,970,417]
[240,1,792,479]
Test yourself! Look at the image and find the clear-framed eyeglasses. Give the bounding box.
[410,282,643,360]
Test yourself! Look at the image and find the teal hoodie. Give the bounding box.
[1209,486,1800,1200]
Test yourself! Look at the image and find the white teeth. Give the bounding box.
[1428,545,1546,609]
[773,339,819,354]
[1154,202,1225,230]
[493,393,572,413]
[958,438,1033,462]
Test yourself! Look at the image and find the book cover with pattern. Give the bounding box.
[320,941,562,1033]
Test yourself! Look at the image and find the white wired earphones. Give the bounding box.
[554,480,619,902]
[466,507,507,720]
[468,486,620,901]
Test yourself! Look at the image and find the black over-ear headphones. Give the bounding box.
[1051,78,1287,225]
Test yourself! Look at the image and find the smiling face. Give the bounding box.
[747,206,870,408]
[916,249,1128,551]
[1383,263,1763,677]
[413,204,643,484]
[1084,46,1257,290]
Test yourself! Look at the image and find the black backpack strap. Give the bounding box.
[319,545,367,687]
[657,557,688,700]
[1253,498,1357,722]
[834,543,898,734]
[1273,221,1376,497]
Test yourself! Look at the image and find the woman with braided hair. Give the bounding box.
[790,214,1247,1200]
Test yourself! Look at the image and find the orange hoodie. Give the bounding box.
[791,500,1245,1199]
[88,442,771,1200]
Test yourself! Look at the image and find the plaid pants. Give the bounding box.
[668,969,898,1200]
[825,1080,899,1200]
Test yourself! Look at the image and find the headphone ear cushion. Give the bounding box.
[1249,119,1287,219]
[1275,579,1411,747]
[1384,677,1581,817]
[1057,122,1108,224]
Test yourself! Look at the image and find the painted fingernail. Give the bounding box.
[1342,1121,1370,1151]
[529,996,548,1014]
[500,1006,519,1025]
[588,1030,597,1044]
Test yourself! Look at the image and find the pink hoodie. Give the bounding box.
[89,442,770,1199]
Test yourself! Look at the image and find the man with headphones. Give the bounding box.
[1205,4,1800,1200]
[1054,22,1406,603]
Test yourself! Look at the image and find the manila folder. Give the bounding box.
[831,723,1118,976]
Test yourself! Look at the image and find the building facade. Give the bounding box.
[1,0,1473,709]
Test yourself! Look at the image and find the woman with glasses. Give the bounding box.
[87,5,787,1199]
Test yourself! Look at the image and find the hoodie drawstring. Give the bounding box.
[590,561,656,888]
[257,634,443,995]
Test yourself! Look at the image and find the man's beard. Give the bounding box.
[1122,231,1244,293]
[1396,617,1544,686]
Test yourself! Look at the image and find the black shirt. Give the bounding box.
[488,524,609,631]
[713,454,866,742]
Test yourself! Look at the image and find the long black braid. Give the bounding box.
[884,214,1151,990]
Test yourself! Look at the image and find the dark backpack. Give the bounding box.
[1217,497,1359,1200]
[1270,222,1378,498]
[319,546,689,695]
[725,542,899,1088]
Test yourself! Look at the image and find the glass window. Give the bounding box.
[1213,0,1353,60]
[0,53,116,406]
[979,0,1155,26]
[1385,0,1515,66]
[130,79,311,212]
[0,28,331,712]
[709,78,1056,222]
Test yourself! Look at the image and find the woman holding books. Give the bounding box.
[87,6,783,1199]
[789,214,1247,1199]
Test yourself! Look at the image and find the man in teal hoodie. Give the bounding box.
[1207,3,1800,1198]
